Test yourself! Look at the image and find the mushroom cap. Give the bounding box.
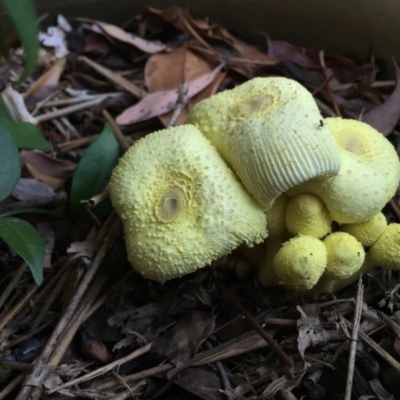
[288,118,400,223]
[186,77,342,210]
[341,212,387,247]
[266,194,290,237]
[286,193,332,238]
[109,124,268,282]
[273,235,327,291]
[323,232,365,279]
[368,223,400,269]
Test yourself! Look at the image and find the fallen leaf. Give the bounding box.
[1,86,37,124]
[84,32,112,56]
[116,62,225,125]
[151,309,215,366]
[39,25,69,59]
[362,61,400,136]
[11,177,55,201]
[25,163,62,190]
[174,367,225,400]
[80,330,113,364]
[145,47,226,125]
[92,22,167,53]
[24,57,66,109]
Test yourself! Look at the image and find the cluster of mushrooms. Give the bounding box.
[109,77,400,294]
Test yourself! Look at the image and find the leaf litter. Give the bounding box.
[0,5,400,400]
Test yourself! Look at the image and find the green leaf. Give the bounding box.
[0,216,44,285]
[0,97,12,120]
[1,119,51,150]
[1,0,39,80]
[0,121,21,202]
[0,208,62,218]
[70,123,119,218]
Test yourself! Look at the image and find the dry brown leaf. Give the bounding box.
[362,60,400,136]
[1,86,37,123]
[116,62,225,125]
[91,22,167,53]
[145,47,226,125]
[80,330,113,364]
[24,57,66,109]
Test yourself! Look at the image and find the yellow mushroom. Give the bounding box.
[288,118,400,223]
[323,232,365,280]
[341,212,387,247]
[109,124,268,282]
[273,235,327,291]
[186,77,342,210]
[368,223,400,270]
[286,193,332,238]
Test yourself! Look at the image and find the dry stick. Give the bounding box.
[103,109,131,152]
[0,374,25,400]
[47,342,153,394]
[166,82,189,128]
[78,56,145,98]
[87,185,110,207]
[344,279,364,400]
[15,214,119,400]
[29,262,72,333]
[36,96,112,122]
[318,50,342,117]
[220,284,294,368]
[43,92,121,109]
[344,318,400,374]
[270,371,298,400]
[58,135,99,152]
[389,199,400,221]
[0,285,38,332]
[0,262,27,310]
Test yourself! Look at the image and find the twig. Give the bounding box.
[78,56,145,98]
[86,185,110,207]
[15,214,119,400]
[57,135,99,152]
[47,342,153,394]
[0,374,25,400]
[103,109,131,152]
[0,285,38,332]
[318,51,342,117]
[219,282,294,368]
[36,96,112,122]
[271,371,298,400]
[0,262,27,310]
[344,278,363,400]
[344,319,400,374]
[167,83,189,128]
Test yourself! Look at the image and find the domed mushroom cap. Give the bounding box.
[368,223,400,269]
[186,77,342,210]
[273,235,327,291]
[286,193,332,238]
[323,232,365,280]
[288,118,400,223]
[109,124,268,282]
[341,212,387,247]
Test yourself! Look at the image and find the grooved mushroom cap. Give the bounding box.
[273,235,327,291]
[323,232,365,279]
[341,212,387,247]
[186,77,342,210]
[288,118,400,223]
[286,193,332,238]
[109,124,268,282]
[368,223,400,269]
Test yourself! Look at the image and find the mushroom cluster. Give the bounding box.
[109,76,400,290]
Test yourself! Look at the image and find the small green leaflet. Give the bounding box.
[2,119,51,150]
[1,0,39,80]
[69,123,120,218]
[0,121,21,202]
[0,217,45,285]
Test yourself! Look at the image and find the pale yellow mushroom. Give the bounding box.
[288,118,400,223]
[109,124,268,282]
[186,77,342,210]
[286,193,332,238]
[341,212,387,247]
[273,235,327,291]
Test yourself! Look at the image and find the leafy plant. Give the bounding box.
[0,0,50,285]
